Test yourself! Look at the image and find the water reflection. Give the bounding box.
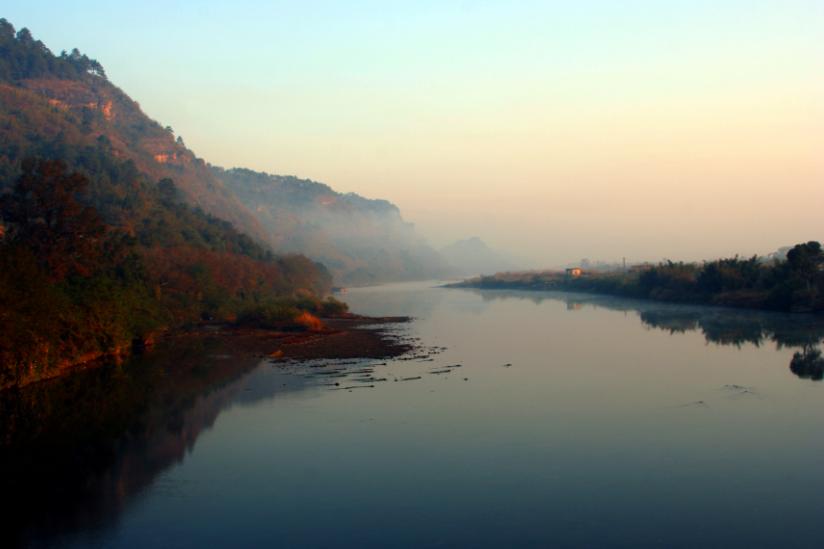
[461,288,824,380]
[345,281,449,318]
[790,346,824,380]
[0,334,316,547]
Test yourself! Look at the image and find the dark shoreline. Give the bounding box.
[1,315,413,393]
[189,315,414,362]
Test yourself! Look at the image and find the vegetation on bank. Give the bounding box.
[0,159,344,389]
[236,294,349,330]
[453,242,824,313]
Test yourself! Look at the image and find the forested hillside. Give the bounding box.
[0,20,335,388]
[214,167,449,285]
[0,19,265,239]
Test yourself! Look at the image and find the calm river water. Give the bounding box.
[5,281,824,548]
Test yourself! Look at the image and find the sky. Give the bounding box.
[5,1,824,266]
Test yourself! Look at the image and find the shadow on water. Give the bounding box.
[0,334,317,548]
[458,287,824,381]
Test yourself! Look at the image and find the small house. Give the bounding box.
[565,267,583,278]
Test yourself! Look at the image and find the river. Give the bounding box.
[5,281,824,548]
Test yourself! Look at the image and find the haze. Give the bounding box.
[8,0,823,266]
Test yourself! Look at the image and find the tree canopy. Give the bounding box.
[0,19,107,82]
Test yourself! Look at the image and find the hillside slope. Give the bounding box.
[0,20,265,242]
[214,167,449,285]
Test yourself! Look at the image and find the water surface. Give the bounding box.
[5,282,824,548]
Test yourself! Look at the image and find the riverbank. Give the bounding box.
[0,315,412,392]
[446,276,792,313]
[0,313,411,546]
[173,315,413,361]
[448,254,824,314]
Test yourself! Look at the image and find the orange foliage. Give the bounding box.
[140,245,292,299]
[295,311,324,332]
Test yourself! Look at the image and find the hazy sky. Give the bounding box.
[6,1,824,266]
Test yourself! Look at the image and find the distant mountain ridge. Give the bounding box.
[440,236,515,276]
[213,167,449,285]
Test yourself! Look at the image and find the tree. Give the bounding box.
[786,241,823,277]
[0,18,15,41]
[0,159,106,280]
[15,27,33,44]
[157,178,180,204]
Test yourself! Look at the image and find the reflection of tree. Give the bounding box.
[790,346,824,381]
[639,311,774,347]
[457,287,824,381]
[637,310,701,335]
[637,310,824,350]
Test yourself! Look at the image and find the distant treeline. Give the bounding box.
[453,242,824,313]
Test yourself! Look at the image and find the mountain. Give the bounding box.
[0,18,447,288]
[213,167,449,285]
[440,237,515,276]
[0,20,334,388]
[0,22,266,242]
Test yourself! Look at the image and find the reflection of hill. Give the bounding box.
[0,335,316,547]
